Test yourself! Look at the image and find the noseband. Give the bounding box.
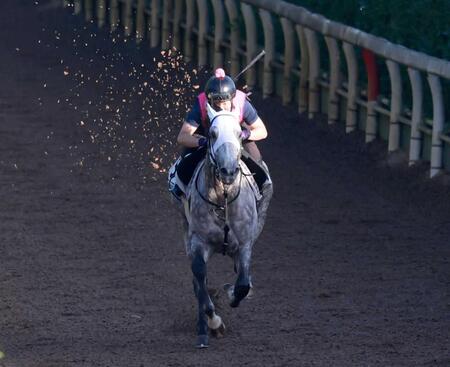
[195,136,243,209]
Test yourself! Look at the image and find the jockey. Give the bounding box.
[171,68,271,199]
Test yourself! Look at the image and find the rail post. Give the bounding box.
[407,68,423,166]
[427,74,445,178]
[386,60,402,152]
[342,42,358,133]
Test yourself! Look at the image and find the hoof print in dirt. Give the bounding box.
[210,322,226,339]
[223,283,234,300]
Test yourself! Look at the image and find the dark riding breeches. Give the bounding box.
[243,141,261,163]
[176,147,207,186]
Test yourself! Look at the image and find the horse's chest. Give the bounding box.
[198,219,228,242]
[209,207,227,221]
[191,215,235,247]
[207,229,228,246]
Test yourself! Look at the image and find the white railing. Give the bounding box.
[65,0,450,177]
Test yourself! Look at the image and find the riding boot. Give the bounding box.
[177,147,207,187]
[241,150,267,191]
[168,156,183,201]
[243,141,262,163]
[168,147,207,200]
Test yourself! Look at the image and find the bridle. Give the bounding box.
[195,112,244,255]
[195,113,243,210]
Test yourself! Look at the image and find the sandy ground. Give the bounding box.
[0,1,449,366]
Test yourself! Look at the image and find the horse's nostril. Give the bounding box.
[220,167,229,176]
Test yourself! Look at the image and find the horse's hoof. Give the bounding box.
[210,322,226,339]
[196,334,209,349]
[229,298,240,308]
[229,284,250,308]
[234,284,250,299]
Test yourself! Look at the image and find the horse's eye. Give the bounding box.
[210,128,218,140]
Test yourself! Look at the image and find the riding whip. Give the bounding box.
[233,50,266,82]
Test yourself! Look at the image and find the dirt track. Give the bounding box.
[1,1,449,366]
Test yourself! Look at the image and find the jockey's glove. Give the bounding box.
[240,127,251,141]
[198,137,208,147]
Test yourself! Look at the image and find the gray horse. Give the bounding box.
[175,103,272,348]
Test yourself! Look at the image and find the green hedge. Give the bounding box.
[284,0,450,122]
[285,0,450,60]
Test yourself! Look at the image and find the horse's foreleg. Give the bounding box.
[191,252,209,348]
[230,244,252,308]
[191,251,225,347]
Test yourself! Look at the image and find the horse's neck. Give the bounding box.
[203,156,240,202]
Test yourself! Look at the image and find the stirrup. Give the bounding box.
[169,183,184,201]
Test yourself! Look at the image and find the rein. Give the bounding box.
[223,189,230,255]
[194,162,243,210]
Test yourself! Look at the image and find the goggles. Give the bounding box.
[208,92,233,102]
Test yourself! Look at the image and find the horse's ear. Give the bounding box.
[206,102,217,120]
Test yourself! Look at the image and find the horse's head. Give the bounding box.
[206,102,242,185]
